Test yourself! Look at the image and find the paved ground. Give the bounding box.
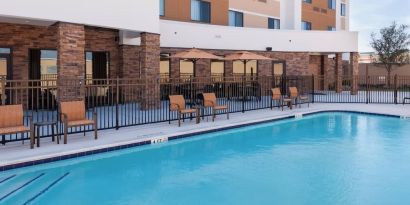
[1,103,410,167]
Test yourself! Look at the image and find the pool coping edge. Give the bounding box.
[0,109,402,172]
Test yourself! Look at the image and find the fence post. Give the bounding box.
[394,75,398,104]
[366,75,370,104]
[0,78,5,105]
[189,75,194,107]
[242,76,245,113]
[311,75,315,104]
[115,77,120,130]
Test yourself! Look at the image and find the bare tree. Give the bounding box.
[370,22,410,86]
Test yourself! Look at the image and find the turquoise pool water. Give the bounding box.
[1,112,410,205]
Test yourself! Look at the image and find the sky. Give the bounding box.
[350,0,410,52]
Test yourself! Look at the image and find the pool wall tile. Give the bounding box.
[0,111,400,172]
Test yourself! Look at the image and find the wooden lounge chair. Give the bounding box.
[169,95,198,127]
[271,88,292,111]
[0,104,34,148]
[202,93,229,121]
[60,101,97,144]
[289,87,309,108]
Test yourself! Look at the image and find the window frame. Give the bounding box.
[341,3,346,16]
[191,0,211,23]
[268,18,280,30]
[0,47,12,80]
[159,0,165,16]
[328,0,336,10]
[303,0,312,4]
[229,10,244,27]
[302,21,312,30]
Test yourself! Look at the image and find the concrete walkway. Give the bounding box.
[1,103,409,167]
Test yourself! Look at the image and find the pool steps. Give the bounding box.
[0,172,69,204]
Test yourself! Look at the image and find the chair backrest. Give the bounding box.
[60,101,86,121]
[271,88,282,100]
[169,95,185,111]
[203,93,217,107]
[289,87,298,98]
[0,104,24,128]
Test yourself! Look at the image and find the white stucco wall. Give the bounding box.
[160,20,358,53]
[0,0,159,33]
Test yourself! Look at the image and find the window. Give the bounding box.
[160,0,165,16]
[0,48,10,54]
[268,18,280,29]
[328,26,336,31]
[302,21,312,30]
[341,3,346,16]
[233,60,257,76]
[40,50,58,80]
[328,0,336,9]
[211,60,224,81]
[85,51,109,84]
[303,0,312,3]
[180,60,194,78]
[160,54,170,80]
[229,10,243,27]
[191,0,211,23]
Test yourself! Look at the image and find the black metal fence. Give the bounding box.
[1,75,410,144]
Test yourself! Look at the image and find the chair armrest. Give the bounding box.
[170,103,181,110]
[203,100,215,107]
[60,113,68,123]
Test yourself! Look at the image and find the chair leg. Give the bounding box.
[227,110,229,120]
[178,113,181,127]
[64,124,68,144]
[94,124,98,140]
[212,109,215,122]
[83,125,86,136]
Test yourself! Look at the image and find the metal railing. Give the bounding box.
[1,75,409,144]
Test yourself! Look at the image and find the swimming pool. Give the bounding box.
[1,112,410,205]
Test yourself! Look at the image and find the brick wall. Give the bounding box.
[140,33,160,109]
[161,48,312,77]
[85,27,120,78]
[119,45,141,78]
[0,22,57,80]
[57,22,86,102]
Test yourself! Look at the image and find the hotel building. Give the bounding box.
[0,0,358,101]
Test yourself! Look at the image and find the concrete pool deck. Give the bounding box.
[1,103,410,169]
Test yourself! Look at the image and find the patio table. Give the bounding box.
[33,121,59,147]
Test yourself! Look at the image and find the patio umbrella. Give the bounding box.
[224,51,272,76]
[171,48,223,77]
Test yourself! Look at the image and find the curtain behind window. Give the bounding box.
[191,0,201,21]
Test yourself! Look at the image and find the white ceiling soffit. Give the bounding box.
[0,14,55,26]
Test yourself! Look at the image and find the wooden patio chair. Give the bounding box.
[0,104,34,148]
[289,87,309,108]
[60,101,97,144]
[169,95,197,127]
[271,88,292,111]
[202,93,229,122]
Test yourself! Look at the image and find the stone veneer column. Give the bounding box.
[350,52,359,95]
[57,22,85,102]
[195,59,211,78]
[140,32,160,109]
[169,58,180,79]
[335,53,343,93]
[322,55,330,90]
[224,61,233,78]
